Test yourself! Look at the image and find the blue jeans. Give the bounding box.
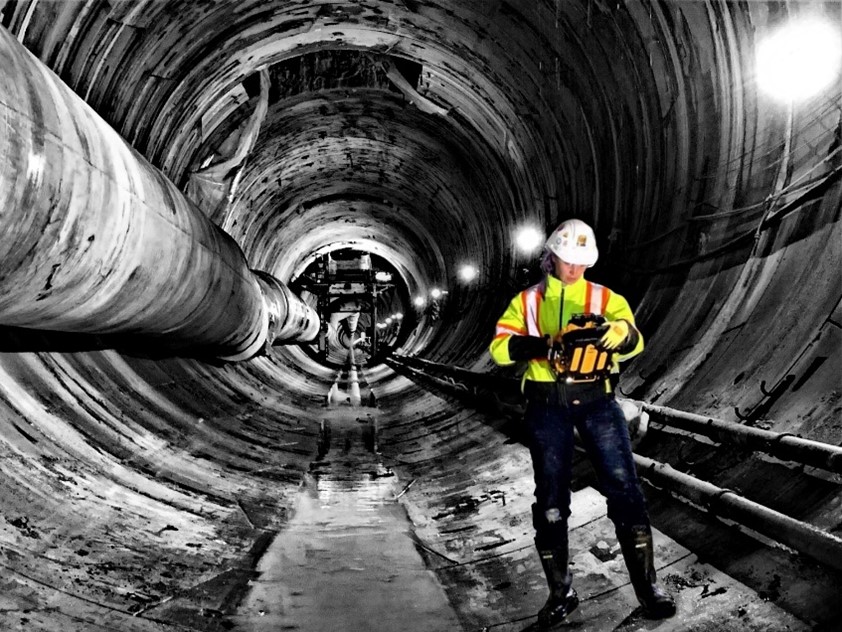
[524,389,650,549]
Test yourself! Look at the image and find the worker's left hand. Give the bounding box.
[599,320,629,350]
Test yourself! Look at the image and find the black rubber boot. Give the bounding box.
[536,546,579,628]
[617,525,676,619]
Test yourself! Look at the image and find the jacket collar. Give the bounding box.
[544,273,586,296]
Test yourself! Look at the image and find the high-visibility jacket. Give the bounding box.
[489,274,643,388]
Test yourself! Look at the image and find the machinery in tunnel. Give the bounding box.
[292,249,413,365]
[0,1,841,631]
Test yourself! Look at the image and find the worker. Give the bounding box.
[489,219,675,628]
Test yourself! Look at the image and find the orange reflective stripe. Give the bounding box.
[601,287,611,314]
[492,332,511,341]
[586,282,606,315]
[495,324,525,336]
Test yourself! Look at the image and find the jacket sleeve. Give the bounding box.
[604,291,644,362]
[489,293,548,365]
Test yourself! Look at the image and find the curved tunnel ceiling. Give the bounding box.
[0,1,841,630]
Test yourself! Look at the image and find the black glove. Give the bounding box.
[548,336,565,373]
[508,334,552,361]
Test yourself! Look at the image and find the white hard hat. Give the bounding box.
[545,219,599,267]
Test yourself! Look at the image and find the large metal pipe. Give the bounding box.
[640,402,842,474]
[0,28,317,360]
[253,272,320,346]
[635,454,842,573]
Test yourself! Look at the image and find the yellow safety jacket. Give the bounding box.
[489,274,644,390]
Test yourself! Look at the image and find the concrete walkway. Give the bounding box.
[230,409,462,632]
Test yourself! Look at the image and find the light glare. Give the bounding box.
[757,17,842,102]
[458,263,479,283]
[515,226,544,254]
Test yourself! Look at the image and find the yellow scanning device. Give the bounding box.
[550,314,613,383]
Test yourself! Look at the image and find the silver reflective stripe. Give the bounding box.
[495,323,524,336]
[525,288,542,337]
[588,283,605,314]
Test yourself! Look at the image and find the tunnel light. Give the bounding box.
[756,16,842,102]
[413,295,427,308]
[457,263,479,283]
[393,312,403,320]
[385,317,393,324]
[515,226,544,255]
[375,271,392,282]
[26,152,45,187]
[430,288,443,299]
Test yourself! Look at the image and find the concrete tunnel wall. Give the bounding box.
[0,1,840,630]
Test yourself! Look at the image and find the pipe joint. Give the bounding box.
[254,271,320,345]
[216,280,271,362]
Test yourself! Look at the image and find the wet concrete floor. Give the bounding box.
[439,486,811,631]
[230,408,462,631]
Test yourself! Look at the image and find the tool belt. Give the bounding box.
[523,379,612,407]
[550,314,613,383]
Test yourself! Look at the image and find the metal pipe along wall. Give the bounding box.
[0,28,318,360]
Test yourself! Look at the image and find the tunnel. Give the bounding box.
[0,1,841,631]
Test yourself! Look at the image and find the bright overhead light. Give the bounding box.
[394,312,403,320]
[458,263,479,283]
[515,226,544,254]
[430,287,443,299]
[756,16,842,102]
[374,271,392,282]
[413,295,426,308]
